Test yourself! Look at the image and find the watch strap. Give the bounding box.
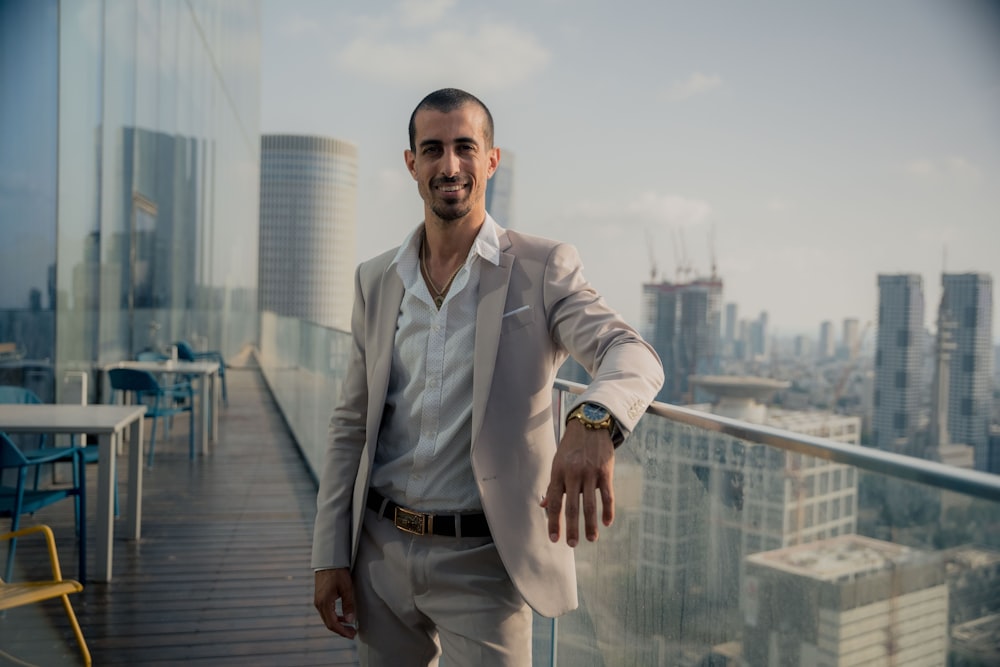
[567,402,625,448]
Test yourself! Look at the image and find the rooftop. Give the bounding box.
[745,534,920,581]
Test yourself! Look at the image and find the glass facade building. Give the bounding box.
[942,272,994,472]
[259,134,357,332]
[873,274,925,454]
[0,0,260,401]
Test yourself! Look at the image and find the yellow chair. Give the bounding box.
[0,525,91,666]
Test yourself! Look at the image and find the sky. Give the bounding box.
[260,0,1000,339]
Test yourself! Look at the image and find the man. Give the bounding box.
[312,88,663,665]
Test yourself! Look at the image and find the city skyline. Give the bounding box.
[261,0,1000,338]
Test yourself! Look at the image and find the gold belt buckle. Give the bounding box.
[394,506,430,535]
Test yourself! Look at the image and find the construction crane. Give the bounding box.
[832,321,871,407]
[644,229,658,282]
[674,227,693,281]
[708,224,717,280]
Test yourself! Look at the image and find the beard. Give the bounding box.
[427,176,473,221]
[431,199,473,222]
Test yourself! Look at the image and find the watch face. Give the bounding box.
[581,403,609,421]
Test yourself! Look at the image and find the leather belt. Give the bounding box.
[367,489,491,538]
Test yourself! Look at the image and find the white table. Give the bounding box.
[0,404,147,582]
[102,360,220,455]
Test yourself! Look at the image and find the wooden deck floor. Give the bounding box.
[1,367,358,666]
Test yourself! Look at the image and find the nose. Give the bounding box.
[440,148,460,177]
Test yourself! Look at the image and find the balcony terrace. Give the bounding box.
[1,366,358,666]
[3,315,999,665]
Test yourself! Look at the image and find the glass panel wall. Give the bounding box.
[258,311,351,479]
[21,0,264,403]
[0,0,59,400]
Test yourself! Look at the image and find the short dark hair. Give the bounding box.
[408,88,494,152]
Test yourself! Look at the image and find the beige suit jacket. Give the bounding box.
[311,225,663,617]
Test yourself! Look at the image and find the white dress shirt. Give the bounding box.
[370,217,502,512]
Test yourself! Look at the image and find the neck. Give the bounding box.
[423,211,485,264]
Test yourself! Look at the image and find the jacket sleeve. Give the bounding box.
[311,265,370,569]
[543,242,664,436]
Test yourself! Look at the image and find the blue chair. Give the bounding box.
[0,385,117,519]
[175,340,227,406]
[0,433,86,583]
[0,386,46,450]
[136,350,196,424]
[108,368,195,468]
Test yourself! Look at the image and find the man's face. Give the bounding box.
[405,103,499,225]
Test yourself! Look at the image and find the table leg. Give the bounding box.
[125,417,144,540]
[200,374,210,455]
[95,432,116,582]
[211,372,219,442]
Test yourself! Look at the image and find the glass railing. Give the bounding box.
[259,312,1000,666]
[553,380,1000,667]
[258,311,352,480]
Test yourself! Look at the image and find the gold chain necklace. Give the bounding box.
[420,234,463,309]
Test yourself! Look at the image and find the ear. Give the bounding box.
[487,147,500,178]
[404,149,417,179]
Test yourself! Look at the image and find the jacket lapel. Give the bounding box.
[367,263,404,439]
[472,231,513,447]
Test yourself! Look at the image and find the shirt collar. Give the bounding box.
[391,214,502,280]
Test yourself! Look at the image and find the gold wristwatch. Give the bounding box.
[566,402,624,447]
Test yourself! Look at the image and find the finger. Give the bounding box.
[563,484,581,547]
[543,485,563,542]
[329,618,357,640]
[600,475,615,528]
[582,473,599,542]
[338,579,358,638]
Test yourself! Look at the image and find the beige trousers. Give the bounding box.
[354,506,533,667]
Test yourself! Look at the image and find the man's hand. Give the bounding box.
[314,568,357,639]
[541,419,616,547]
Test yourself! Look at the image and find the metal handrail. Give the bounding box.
[554,379,1000,503]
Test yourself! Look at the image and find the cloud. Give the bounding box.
[665,72,723,101]
[335,21,550,91]
[904,158,935,176]
[280,14,323,37]
[397,0,458,27]
[556,192,711,244]
[766,197,794,212]
[944,156,982,182]
[627,192,713,228]
[904,156,982,184]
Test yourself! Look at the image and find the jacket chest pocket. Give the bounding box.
[501,304,534,334]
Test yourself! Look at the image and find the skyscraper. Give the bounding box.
[485,149,514,227]
[941,272,994,471]
[724,302,738,357]
[750,311,768,359]
[641,278,723,403]
[818,320,835,360]
[259,135,357,332]
[842,317,860,360]
[873,274,924,453]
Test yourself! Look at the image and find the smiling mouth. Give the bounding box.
[436,183,466,196]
